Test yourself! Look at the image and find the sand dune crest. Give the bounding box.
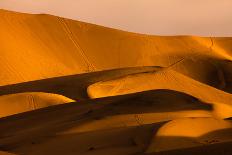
[0,92,74,118]
[146,118,232,153]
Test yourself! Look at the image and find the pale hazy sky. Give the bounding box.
[0,0,232,36]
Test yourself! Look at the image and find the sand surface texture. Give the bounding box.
[1,9,232,155]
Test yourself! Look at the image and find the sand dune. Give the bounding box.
[146,118,232,153]
[0,66,160,100]
[0,151,16,155]
[88,69,232,119]
[0,9,232,155]
[0,92,74,118]
[0,9,232,86]
[0,93,210,155]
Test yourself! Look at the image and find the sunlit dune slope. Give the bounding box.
[88,69,232,119]
[0,92,74,118]
[56,90,212,133]
[0,92,214,155]
[0,151,16,155]
[1,9,232,88]
[146,118,232,153]
[0,66,160,100]
[0,66,159,118]
[1,9,232,155]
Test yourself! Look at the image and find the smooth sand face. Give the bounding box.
[0,92,74,118]
[1,9,232,155]
[0,151,16,155]
[146,118,232,153]
[1,9,232,86]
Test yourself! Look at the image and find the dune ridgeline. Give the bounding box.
[1,9,232,155]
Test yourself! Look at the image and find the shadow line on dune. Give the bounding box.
[2,121,232,155]
[0,119,166,154]
[143,128,232,155]
[0,89,214,152]
[0,66,161,100]
[0,89,212,121]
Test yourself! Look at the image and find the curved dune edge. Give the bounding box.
[0,9,232,155]
[0,90,228,155]
[0,92,75,118]
[59,111,212,134]
[146,118,232,153]
[60,90,213,133]
[87,69,232,119]
[58,98,213,133]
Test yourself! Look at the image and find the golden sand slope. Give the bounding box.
[88,69,232,119]
[0,94,212,155]
[1,9,232,155]
[146,118,232,153]
[57,90,212,133]
[1,9,232,88]
[0,94,229,155]
[0,92,74,118]
[0,151,16,155]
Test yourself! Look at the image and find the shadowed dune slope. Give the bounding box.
[0,92,74,118]
[87,69,232,104]
[1,9,232,155]
[88,69,232,119]
[146,118,232,153]
[0,66,160,100]
[0,90,216,155]
[1,9,232,89]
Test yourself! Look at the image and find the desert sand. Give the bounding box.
[0,151,16,155]
[1,9,232,155]
[0,92,74,118]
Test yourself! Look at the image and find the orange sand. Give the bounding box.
[0,9,232,155]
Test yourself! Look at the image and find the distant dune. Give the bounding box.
[1,9,232,155]
[1,9,232,86]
